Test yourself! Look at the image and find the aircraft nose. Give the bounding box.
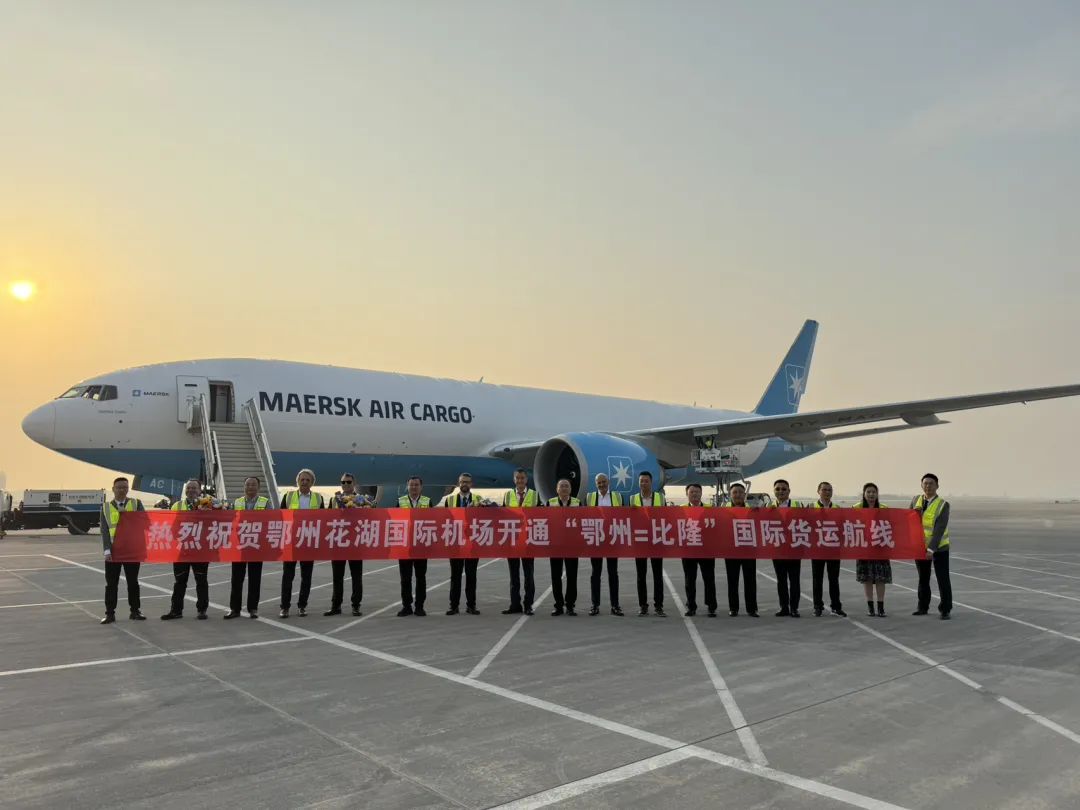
[22,403,56,447]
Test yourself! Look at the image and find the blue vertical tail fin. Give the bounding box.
[753,320,818,416]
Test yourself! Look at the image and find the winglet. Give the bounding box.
[753,320,819,416]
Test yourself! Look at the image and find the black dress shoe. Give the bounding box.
[501,606,523,615]
[912,609,929,616]
[224,611,241,619]
[791,610,800,618]
[813,608,824,617]
[747,611,759,618]
[248,611,259,619]
[297,607,307,617]
[877,607,887,618]
[551,607,564,616]
[352,607,362,617]
[279,608,289,618]
[466,607,480,615]
[611,606,624,616]
[775,609,791,617]
[707,610,717,617]
[100,614,115,625]
[414,607,426,617]
[161,612,182,620]
[655,607,666,617]
[129,610,146,621]
[940,612,951,620]
[524,608,534,616]
[324,608,342,617]
[566,607,577,616]
[728,610,738,617]
[684,608,697,617]
[638,607,649,616]
[446,607,459,615]
[397,607,413,617]
[197,611,208,620]
[588,606,600,616]
[831,607,847,617]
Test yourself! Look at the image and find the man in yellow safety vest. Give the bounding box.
[911,473,953,620]
[100,476,146,624]
[502,468,540,615]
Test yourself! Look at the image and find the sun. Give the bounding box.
[10,281,34,302]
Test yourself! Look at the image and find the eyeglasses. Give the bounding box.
[340,480,353,485]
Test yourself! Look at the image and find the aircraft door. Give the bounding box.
[176,376,210,422]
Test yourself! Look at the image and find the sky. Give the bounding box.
[2,1,1079,499]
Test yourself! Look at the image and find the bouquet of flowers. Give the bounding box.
[340,493,375,508]
[197,494,225,510]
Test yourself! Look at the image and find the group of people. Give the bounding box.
[98,469,953,625]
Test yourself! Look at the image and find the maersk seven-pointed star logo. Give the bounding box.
[607,456,634,491]
[786,364,806,406]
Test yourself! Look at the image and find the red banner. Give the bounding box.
[110,507,926,563]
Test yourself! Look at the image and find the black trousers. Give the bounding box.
[507,558,535,609]
[399,559,428,608]
[330,559,363,609]
[449,559,479,609]
[916,548,953,614]
[635,557,664,609]
[772,559,802,612]
[550,558,578,609]
[724,559,757,613]
[281,560,314,610]
[104,561,141,613]
[590,558,620,608]
[681,559,716,612]
[811,559,842,611]
[229,562,263,613]
[170,562,209,614]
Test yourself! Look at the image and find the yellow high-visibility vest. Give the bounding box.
[913,495,950,549]
[503,489,540,507]
[106,499,139,530]
[398,495,431,508]
[284,490,324,509]
[445,492,482,507]
[586,491,623,506]
[547,497,581,506]
[171,499,195,511]
[630,492,664,506]
[233,496,270,510]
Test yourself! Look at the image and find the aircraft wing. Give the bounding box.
[627,383,1080,447]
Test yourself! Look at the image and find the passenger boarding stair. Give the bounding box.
[187,395,280,505]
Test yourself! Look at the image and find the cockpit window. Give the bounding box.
[57,384,118,401]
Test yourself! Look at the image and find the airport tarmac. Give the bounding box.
[1,498,1078,809]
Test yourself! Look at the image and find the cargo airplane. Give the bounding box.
[21,321,1080,503]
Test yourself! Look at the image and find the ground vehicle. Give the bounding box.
[0,489,104,534]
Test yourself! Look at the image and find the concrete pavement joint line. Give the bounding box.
[325,557,503,637]
[0,595,170,609]
[1010,554,1080,567]
[837,565,1080,644]
[662,570,768,767]
[951,554,1080,581]
[486,749,698,809]
[468,584,554,679]
[892,560,1080,604]
[0,638,312,678]
[845,618,1080,745]
[27,557,468,810]
[48,553,907,810]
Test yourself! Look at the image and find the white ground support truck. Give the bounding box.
[0,489,105,535]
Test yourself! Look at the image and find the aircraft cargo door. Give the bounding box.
[176,376,210,422]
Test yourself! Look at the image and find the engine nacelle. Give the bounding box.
[533,432,663,502]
